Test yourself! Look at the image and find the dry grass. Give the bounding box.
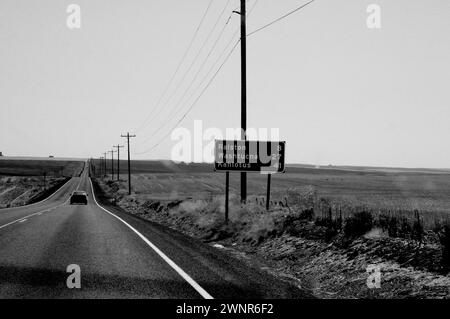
[96,161,450,270]
[112,162,450,214]
[0,176,66,208]
[0,158,84,177]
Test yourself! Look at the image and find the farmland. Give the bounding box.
[97,160,450,214]
[0,157,85,208]
[0,157,85,177]
[94,161,450,298]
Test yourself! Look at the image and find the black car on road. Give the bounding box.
[70,191,88,205]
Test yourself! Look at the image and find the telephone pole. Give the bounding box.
[101,156,105,177]
[103,152,107,178]
[121,133,136,195]
[240,0,247,203]
[113,144,124,181]
[108,150,116,179]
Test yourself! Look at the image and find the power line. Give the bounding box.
[134,0,214,134]
[176,28,240,117]
[149,0,260,140]
[248,0,259,16]
[135,0,260,150]
[136,0,233,136]
[247,0,315,37]
[133,40,241,155]
[139,12,234,144]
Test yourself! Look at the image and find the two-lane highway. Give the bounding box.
[0,165,310,298]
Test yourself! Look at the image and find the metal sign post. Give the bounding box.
[225,172,230,224]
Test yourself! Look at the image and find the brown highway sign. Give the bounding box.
[214,140,285,173]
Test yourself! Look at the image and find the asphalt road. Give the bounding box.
[0,164,310,298]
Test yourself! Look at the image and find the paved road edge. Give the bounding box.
[88,177,214,299]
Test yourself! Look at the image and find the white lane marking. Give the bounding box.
[0,210,46,230]
[76,177,83,190]
[0,200,69,230]
[0,167,86,229]
[88,178,213,299]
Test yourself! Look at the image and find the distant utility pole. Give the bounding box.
[240,0,247,203]
[99,156,104,177]
[121,133,136,195]
[90,158,95,177]
[103,152,107,177]
[113,144,124,181]
[108,150,116,180]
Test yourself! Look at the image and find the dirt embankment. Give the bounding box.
[94,179,450,299]
[0,176,68,208]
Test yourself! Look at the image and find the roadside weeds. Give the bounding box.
[94,179,450,299]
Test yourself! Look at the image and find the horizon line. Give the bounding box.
[1,155,449,171]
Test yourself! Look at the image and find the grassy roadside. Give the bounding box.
[0,158,85,208]
[26,177,71,204]
[0,158,84,177]
[94,178,450,299]
[0,176,69,208]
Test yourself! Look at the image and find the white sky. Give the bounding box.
[0,0,449,168]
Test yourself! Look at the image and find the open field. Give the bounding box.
[0,157,84,208]
[95,159,450,298]
[0,157,85,177]
[94,160,450,215]
[0,176,68,208]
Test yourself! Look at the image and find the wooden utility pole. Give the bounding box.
[103,152,107,177]
[113,145,124,181]
[240,0,247,203]
[108,150,116,179]
[90,158,95,177]
[266,174,271,211]
[121,133,136,195]
[99,157,104,177]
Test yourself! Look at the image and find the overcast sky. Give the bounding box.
[1,0,449,168]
